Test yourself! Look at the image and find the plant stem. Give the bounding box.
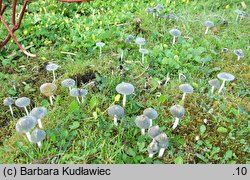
[158,148,165,158]
[9,105,14,117]
[172,117,179,129]
[38,119,43,128]
[218,80,225,94]
[122,94,126,107]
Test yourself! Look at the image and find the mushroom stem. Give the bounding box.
[149,119,152,127]
[76,97,81,104]
[237,56,240,61]
[37,141,42,148]
[205,27,209,34]
[13,85,16,91]
[9,105,14,117]
[142,53,145,64]
[211,86,215,94]
[139,44,142,50]
[141,129,145,135]
[236,14,239,22]
[25,132,31,142]
[37,119,43,128]
[99,47,102,56]
[113,115,118,126]
[111,70,114,75]
[49,96,53,105]
[24,107,29,115]
[122,94,127,107]
[52,70,56,82]
[152,139,156,143]
[182,92,186,101]
[158,148,165,158]
[81,96,85,103]
[172,117,180,129]
[218,80,226,94]
[69,87,71,91]
[172,36,176,45]
[149,153,154,158]
[121,51,123,62]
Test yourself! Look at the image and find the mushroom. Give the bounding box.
[46,63,59,82]
[40,83,57,105]
[125,35,134,43]
[154,133,168,158]
[96,42,105,56]
[179,83,194,101]
[179,73,186,82]
[217,72,235,94]
[115,82,135,107]
[156,4,164,11]
[208,79,220,94]
[135,37,146,50]
[204,21,214,34]
[79,89,88,103]
[148,125,161,143]
[70,88,82,104]
[234,49,244,61]
[108,105,124,126]
[30,129,46,148]
[143,108,158,127]
[221,48,229,53]
[61,78,75,91]
[3,97,14,117]
[147,141,159,158]
[170,105,185,129]
[139,48,149,64]
[169,29,181,45]
[16,116,37,142]
[30,107,47,128]
[135,115,151,135]
[15,97,30,115]
[11,80,16,91]
[235,10,247,22]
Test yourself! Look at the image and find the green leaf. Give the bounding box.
[127,148,136,157]
[200,125,206,135]
[224,150,233,160]
[217,127,228,133]
[90,96,98,110]
[68,101,79,112]
[195,153,208,163]
[174,156,184,164]
[69,121,80,130]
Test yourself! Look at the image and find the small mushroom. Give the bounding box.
[46,63,59,82]
[79,89,88,103]
[125,35,134,43]
[156,4,164,11]
[30,107,47,128]
[40,83,57,105]
[154,133,168,158]
[221,48,229,53]
[147,141,159,158]
[3,97,14,117]
[139,48,149,64]
[15,97,30,115]
[169,29,181,45]
[61,78,75,91]
[204,21,214,34]
[135,37,146,50]
[11,80,16,91]
[179,83,194,101]
[217,72,235,94]
[148,125,161,143]
[208,79,220,94]
[30,129,46,148]
[170,105,185,129]
[70,88,82,104]
[179,73,186,82]
[96,42,105,56]
[16,116,37,142]
[143,108,158,127]
[135,115,151,135]
[234,49,244,61]
[108,105,124,126]
[116,82,135,107]
[235,10,247,22]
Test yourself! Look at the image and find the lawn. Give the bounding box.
[0,0,249,164]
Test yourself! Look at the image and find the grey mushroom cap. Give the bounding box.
[139,48,149,54]
[96,42,105,47]
[70,88,81,97]
[135,115,151,129]
[234,9,246,15]
[234,49,244,57]
[170,105,185,119]
[135,37,146,45]
[208,79,220,89]
[169,29,181,37]
[125,35,134,43]
[30,107,47,119]
[40,83,57,97]
[143,108,158,120]
[116,82,135,95]
[30,129,46,143]
[204,21,214,27]
[155,133,168,148]
[156,4,164,11]
[108,105,124,118]
[179,84,194,93]
[15,97,30,108]
[16,116,37,133]
[61,78,75,88]
[148,125,161,139]
[79,89,88,96]
[3,97,14,106]
[147,141,159,154]
[46,63,59,71]
[146,7,157,13]
[222,48,229,53]
[217,72,235,81]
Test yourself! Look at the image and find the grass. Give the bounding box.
[0,0,249,164]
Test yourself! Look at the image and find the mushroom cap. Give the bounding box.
[70,88,81,97]
[79,89,88,96]
[179,83,194,93]
[139,48,149,54]
[217,72,235,81]
[96,42,105,47]
[233,49,244,58]
[235,9,244,15]
[208,79,220,89]
[169,29,181,37]
[3,97,14,106]
[11,80,15,85]
[155,133,168,148]
[116,82,135,95]
[156,4,164,11]
[30,129,46,143]
[46,63,59,71]
[204,21,214,27]
[143,108,158,120]
[135,37,146,45]
[125,35,134,43]
[15,97,30,108]
[30,107,47,119]
[170,105,185,119]
[148,125,161,139]
[147,141,159,154]
[40,83,57,97]
[16,116,37,133]
[108,105,124,118]
[135,115,151,129]
[221,48,229,53]
[61,78,75,88]
[146,7,157,13]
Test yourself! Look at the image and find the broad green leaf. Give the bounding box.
[174,156,184,164]
[217,127,228,133]
[200,125,206,135]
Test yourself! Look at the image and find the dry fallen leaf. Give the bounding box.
[241,1,247,9]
